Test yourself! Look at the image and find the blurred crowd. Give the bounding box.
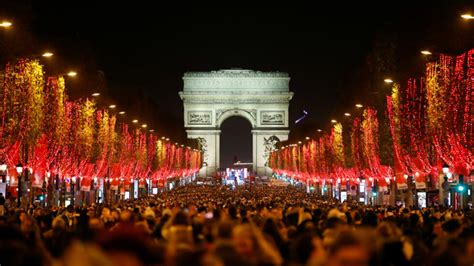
[0,184,473,266]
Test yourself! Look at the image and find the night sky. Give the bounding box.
[1,0,473,168]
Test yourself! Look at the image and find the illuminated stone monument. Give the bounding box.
[179,69,293,176]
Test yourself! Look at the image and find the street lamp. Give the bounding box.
[344,113,351,117]
[92,92,100,97]
[0,21,12,28]
[384,78,394,83]
[16,162,23,207]
[442,163,450,174]
[109,105,116,109]
[461,14,474,20]
[118,111,125,115]
[67,71,77,77]
[331,119,337,123]
[0,162,7,183]
[42,52,54,57]
[420,50,432,55]
[355,104,363,108]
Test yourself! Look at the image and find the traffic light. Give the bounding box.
[372,191,377,197]
[37,194,45,201]
[457,175,465,193]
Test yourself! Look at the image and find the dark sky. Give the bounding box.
[1,0,473,166]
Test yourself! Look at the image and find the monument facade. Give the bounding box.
[179,69,293,176]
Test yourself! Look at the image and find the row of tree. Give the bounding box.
[269,49,473,188]
[0,59,202,188]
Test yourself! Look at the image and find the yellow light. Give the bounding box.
[461,14,474,20]
[161,137,165,140]
[92,92,100,97]
[0,21,12,27]
[149,129,154,132]
[420,50,432,55]
[305,136,310,140]
[344,113,351,117]
[384,78,394,83]
[317,129,322,132]
[355,104,363,108]
[331,119,337,123]
[67,71,77,77]
[298,141,302,144]
[118,111,125,115]
[165,138,169,141]
[42,52,54,57]
[109,105,116,109]
[132,119,138,123]
[141,124,147,128]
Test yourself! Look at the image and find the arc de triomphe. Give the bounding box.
[179,69,293,177]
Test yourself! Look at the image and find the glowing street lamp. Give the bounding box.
[421,50,432,55]
[132,119,138,123]
[355,104,363,108]
[92,92,100,97]
[0,21,12,28]
[317,129,322,132]
[141,124,147,128]
[344,113,351,117]
[42,52,54,57]
[384,78,394,83]
[149,129,154,132]
[442,163,450,174]
[118,111,125,115]
[109,105,116,109]
[331,119,337,123]
[67,71,77,77]
[461,14,474,20]
[305,136,310,140]
[0,162,7,183]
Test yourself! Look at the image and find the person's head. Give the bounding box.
[101,207,111,217]
[376,221,401,239]
[52,216,66,230]
[172,210,189,226]
[232,224,256,257]
[442,219,462,237]
[327,230,371,266]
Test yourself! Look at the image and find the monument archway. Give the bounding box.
[219,116,253,168]
[179,69,293,177]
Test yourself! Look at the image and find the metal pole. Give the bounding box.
[17,173,21,207]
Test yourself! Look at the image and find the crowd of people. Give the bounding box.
[0,183,473,266]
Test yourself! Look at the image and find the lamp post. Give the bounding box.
[0,162,6,183]
[16,163,23,207]
[71,176,76,206]
[0,162,7,202]
[46,171,52,207]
